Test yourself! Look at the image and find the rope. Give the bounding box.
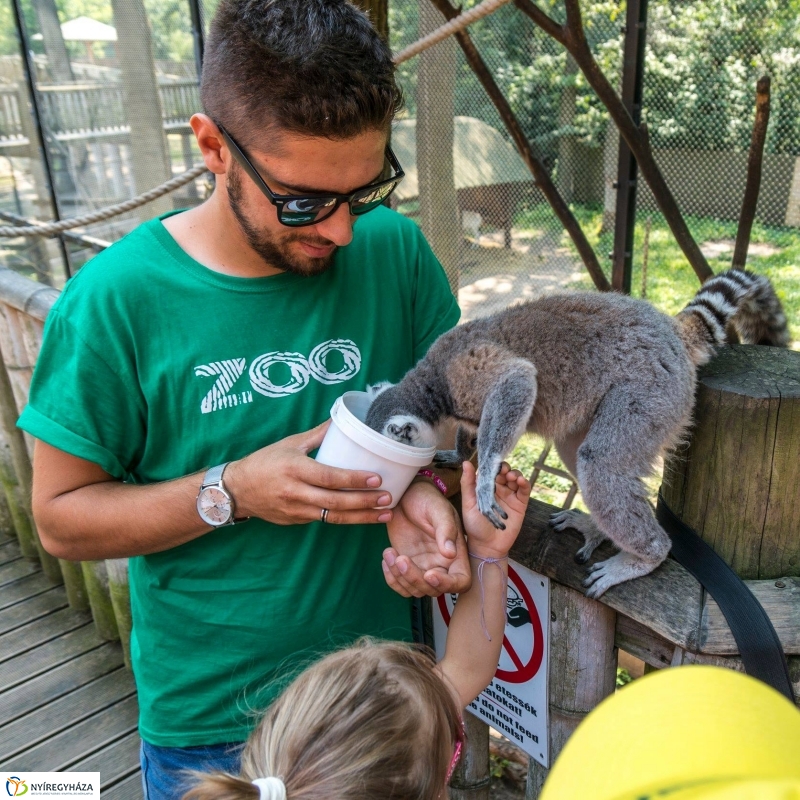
[0,164,208,238]
[0,0,511,239]
[393,0,512,64]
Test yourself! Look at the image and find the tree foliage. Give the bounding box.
[389,0,800,163]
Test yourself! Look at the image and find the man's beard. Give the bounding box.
[227,165,338,277]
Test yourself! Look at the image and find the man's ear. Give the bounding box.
[367,381,393,400]
[190,113,227,176]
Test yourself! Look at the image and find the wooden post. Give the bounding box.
[449,712,490,800]
[526,585,617,799]
[106,557,132,669]
[662,345,800,703]
[60,559,90,610]
[0,426,37,557]
[0,478,12,535]
[661,346,800,579]
[81,559,120,641]
[0,346,61,581]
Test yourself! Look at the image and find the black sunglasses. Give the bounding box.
[218,125,405,228]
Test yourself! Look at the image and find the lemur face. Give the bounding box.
[381,414,438,449]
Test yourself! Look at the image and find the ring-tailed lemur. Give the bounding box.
[365,269,789,597]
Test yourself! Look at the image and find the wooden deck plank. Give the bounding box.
[0,695,139,771]
[0,557,42,587]
[102,771,142,800]
[0,668,136,761]
[0,643,124,723]
[0,587,68,635]
[0,607,93,664]
[0,573,57,611]
[0,540,22,565]
[70,731,141,787]
[0,534,13,547]
[0,623,103,691]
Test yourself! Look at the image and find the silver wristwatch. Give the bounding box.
[196,463,247,527]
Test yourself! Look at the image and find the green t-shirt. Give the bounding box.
[18,206,460,747]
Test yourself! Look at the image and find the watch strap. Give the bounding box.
[201,462,228,489]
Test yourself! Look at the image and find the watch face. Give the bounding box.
[198,486,232,526]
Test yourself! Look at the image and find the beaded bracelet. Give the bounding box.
[416,468,448,495]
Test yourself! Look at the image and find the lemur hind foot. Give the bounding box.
[549,509,607,564]
[582,551,662,600]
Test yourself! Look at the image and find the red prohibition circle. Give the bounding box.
[437,565,544,684]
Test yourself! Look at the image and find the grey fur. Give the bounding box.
[365,269,789,596]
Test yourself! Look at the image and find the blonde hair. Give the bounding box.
[182,639,462,800]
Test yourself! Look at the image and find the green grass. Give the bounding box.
[561,203,800,342]
[506,203,800,507]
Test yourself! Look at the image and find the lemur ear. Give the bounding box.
[366,381,393,400]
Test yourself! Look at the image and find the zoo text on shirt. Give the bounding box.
[194,338,362,413]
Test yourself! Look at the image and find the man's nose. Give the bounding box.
[314,203,355,247]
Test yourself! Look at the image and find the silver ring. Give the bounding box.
[320,508,329,524]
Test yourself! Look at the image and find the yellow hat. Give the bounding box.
[540,666,800,800]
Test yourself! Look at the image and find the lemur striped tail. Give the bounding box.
[676,269,789,366]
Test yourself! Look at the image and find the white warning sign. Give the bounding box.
[433,560,550,767]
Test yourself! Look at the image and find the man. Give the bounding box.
[19,2,469,797]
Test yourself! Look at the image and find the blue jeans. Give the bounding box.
[140,740,245,800]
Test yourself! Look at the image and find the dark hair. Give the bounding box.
[201,0,403,146]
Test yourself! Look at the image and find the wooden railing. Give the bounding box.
[0,80,200,141]
[0,267,797,800]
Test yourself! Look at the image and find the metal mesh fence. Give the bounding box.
[389,0,623,321]
[0,0,797,330]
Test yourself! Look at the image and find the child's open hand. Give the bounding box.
[460,461,530,559]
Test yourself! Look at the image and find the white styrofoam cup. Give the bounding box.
[315,391,435,508]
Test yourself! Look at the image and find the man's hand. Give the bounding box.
[382,480,471,598]
[227,421,395,526]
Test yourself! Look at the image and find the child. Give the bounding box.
[183,460,530,800]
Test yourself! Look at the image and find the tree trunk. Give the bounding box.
[31,0,73,83]
[110,0,172,216]
[416,0,460,295]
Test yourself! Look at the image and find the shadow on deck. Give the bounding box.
[0,533,141,798]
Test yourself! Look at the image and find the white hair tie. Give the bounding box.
[251,777,287,800]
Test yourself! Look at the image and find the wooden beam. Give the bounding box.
[512,498,800,655]
[700,576,799,655]
[732,76,771,270]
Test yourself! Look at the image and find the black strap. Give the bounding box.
[656,491,794,702]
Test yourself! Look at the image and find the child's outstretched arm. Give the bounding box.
[439,461,530,708]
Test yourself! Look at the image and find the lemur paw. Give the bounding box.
[550,509,606,564]
[549,508,589,532]
[477,477,508,530]
[582,552,659,599]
